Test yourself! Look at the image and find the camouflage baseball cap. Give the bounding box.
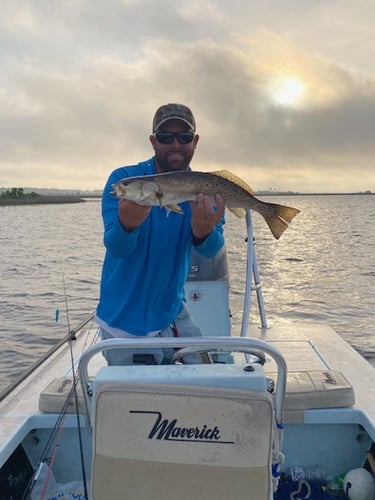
[152,103,196,132]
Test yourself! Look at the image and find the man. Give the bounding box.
[95,103,225,364]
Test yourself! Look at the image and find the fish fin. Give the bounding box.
[210,170,255,194]
[165,203,184,214]
[264,205,300,239]
[227,207,246,218]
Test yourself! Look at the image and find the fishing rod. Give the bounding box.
[59,268,90,500]
[24,269,91,500]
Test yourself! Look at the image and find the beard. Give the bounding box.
[154,148,194,173]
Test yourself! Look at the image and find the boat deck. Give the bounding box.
[1,321,375,467]
[260,322,375,416]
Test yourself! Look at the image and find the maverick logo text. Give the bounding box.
[130,410,234,444]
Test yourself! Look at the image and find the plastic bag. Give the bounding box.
[45,481,86,500]
[30,463,87,500]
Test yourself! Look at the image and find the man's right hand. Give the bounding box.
[118,199,151,232]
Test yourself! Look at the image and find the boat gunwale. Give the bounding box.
[0,313,95,404]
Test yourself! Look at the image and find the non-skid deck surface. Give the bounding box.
[1,322,375,464]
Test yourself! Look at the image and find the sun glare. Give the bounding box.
[272,76,304,106]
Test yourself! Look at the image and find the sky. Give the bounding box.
[1,0,375,193]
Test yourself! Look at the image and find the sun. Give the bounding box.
[271,76,304,106]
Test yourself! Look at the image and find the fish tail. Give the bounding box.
[264,204,300,239]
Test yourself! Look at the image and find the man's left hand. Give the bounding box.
[190,194,225,243]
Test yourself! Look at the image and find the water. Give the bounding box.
[0,195,374,394]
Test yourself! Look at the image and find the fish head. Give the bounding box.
[111,179,160,206]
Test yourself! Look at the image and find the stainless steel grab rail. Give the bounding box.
[78,336,287,427]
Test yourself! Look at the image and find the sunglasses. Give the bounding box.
[154,131,195,144]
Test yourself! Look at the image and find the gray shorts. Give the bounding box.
[100,303,202,366]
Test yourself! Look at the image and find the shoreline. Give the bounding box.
[0,195,88,206]
[0,191,372,207]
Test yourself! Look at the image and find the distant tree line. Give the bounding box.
[0,187,40,199]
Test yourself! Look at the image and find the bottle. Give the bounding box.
[288,464,327,483]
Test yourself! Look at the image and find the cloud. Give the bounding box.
[0,1,374,191]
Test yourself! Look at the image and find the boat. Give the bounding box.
[1,210,375,500]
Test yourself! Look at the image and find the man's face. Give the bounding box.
[150,119,199,173]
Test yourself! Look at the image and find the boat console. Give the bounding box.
[78,337,287,500]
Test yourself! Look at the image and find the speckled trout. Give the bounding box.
[112,169,300,239]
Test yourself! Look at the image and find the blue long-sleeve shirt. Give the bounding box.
[96,158,225,336]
